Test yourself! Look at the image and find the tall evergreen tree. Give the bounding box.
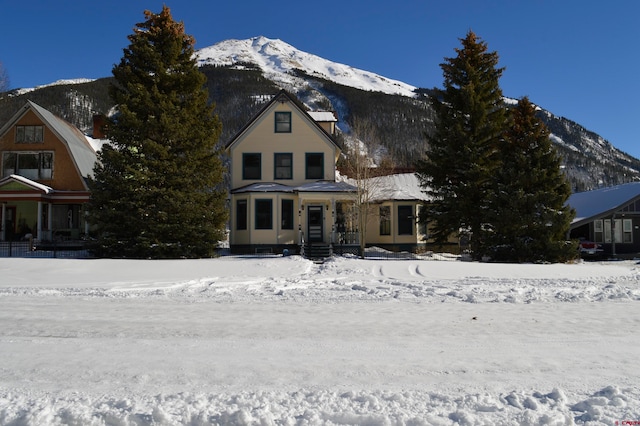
[484,97,576,262]
[87,6,227,258]
[417,31,508,258]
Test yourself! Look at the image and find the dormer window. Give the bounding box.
[275,112,291,133]
[15,125,44,143]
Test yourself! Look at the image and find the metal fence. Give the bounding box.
[0,242,460,261]
[0,241,90,259]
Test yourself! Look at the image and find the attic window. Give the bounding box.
[15,126,44,143]
[275,112,291,133]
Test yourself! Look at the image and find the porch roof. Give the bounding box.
[296,180,356,193]
[340,173,430,202]
[568,181,640,227]
[231,180,357,194]
[232,182,295,193]
[0,174,54,194]
[0,175,89,202]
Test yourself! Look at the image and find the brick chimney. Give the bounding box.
[92,114,107,139]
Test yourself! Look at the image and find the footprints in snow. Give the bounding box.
[371,263,426,278]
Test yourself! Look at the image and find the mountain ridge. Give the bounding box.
[2,36,639,192]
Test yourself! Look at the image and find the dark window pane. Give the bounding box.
[243,153,261,180]
[398,205,413,235]
[236,199,247,230]
[255,199,272,229]
[306,153,323,179]
[281,199,294,229]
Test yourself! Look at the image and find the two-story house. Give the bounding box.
[226,90,357,256]
[0,101,97,243]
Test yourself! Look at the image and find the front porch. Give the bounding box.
[0,175,90,244]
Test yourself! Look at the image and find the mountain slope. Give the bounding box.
[1,36,638,192]
[196,36,416,97]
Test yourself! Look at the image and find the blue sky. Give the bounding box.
[2,1,639,159]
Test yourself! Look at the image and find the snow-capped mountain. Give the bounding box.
[2,36,639,191]
[196,36,417,98]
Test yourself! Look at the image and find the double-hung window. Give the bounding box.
[398,205,414,235]
[305,153,323,180]
[275,112,291,133]
[274,153,292,179]
[15,125,44,143]
[595,218,633,243]
[281,199,294,229]
[255,199,273,229]
[379,206,391,236]
[2,152,53,180]
[236,199,247,230]
[243,153,261,180]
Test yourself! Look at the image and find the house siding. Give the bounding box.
[229,103,337,189]
[0,110,87,191]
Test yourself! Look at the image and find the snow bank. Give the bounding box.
[1,256,639,425]
[2,386,637,425]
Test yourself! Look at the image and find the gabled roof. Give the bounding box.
[568,181,640,227]
[225,90,341,151]
[0,174,53,194]
[0,101,97,180]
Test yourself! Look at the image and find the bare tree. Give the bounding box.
[339,118,393,257]
[0,62,9,92]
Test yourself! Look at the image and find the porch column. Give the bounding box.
[611,214,617,257]
[37,201,43,241]
[1,203,5,241]
[331,198,336,244]
[298,198,303,245]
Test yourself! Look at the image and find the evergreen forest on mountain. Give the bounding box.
[0,65,638,192]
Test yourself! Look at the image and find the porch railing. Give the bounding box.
[336,231,359,245]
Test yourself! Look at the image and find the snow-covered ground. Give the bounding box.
[1,254,639,425]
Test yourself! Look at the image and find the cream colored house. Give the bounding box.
[226,90,357,256]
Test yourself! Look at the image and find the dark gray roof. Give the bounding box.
[231,180,357,194]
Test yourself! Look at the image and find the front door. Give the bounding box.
[307,205,323,243]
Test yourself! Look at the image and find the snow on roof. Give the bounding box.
[232,183,295,193]
[307,111,337,122]
[85,135,111,153]
[340,173,430,202]
[231,180,356,194]
[568,181,640,224]
[0,174,54,193]
[295,180,356,193]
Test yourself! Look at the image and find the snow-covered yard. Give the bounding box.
[0,254,639,425]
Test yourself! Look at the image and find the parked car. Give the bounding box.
[578,238,603,258]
